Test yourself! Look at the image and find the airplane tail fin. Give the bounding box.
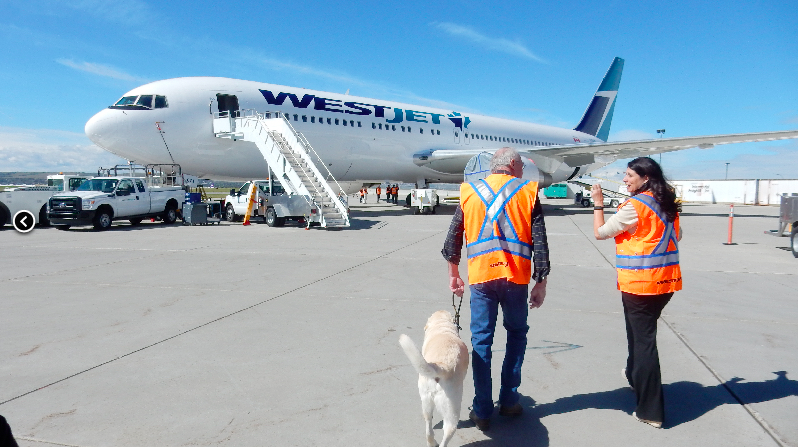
[574,57,624,142]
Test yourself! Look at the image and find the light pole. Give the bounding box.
[656,129,665,163]
[725,162,730,180]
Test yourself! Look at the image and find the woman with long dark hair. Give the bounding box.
[591,157,682,428]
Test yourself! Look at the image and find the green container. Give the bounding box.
[543,183,568,198]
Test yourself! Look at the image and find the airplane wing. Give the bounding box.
[524,129,798,166]
[416,129,798,173]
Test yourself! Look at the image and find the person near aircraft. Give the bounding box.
[590,156,682,429]
[442,147,550,431]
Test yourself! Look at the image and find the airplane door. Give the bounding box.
[217,94,240,117]
[453,128,461,144]
[464,130,470,145]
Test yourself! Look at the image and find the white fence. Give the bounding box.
[672,179,798,205]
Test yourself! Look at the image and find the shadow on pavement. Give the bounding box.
[527,371,796,429]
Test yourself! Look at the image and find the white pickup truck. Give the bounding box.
[48,177,185,230]
[0,174,88,228]
[224,180,320,227]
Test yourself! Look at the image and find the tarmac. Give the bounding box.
[1,194,796,446]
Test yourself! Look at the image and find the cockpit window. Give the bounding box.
[109,95,168,110]
[136,95,153,108]
[115,96,138,106]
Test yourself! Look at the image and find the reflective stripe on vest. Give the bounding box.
[616,194,680,270]
[465,178,533,260]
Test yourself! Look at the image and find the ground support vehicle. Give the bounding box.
[569,180,629,208]
[224,179,320,228]
[0,174,88,228]
[48,172,186,230]
[409,189,439,214]
[765,194,798,258]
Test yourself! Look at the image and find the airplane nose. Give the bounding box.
[85,109,113,149]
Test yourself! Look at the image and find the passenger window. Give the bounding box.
[136,95,153,109]
[437,130,440,135]
[355,121,359,127]
[294,114,298,121]
[392,125,396,131]
[335,118,340,125]
[154,95,168,108]
[343,120,347,126]
[265,112,271,118]
[420,128,424,134]
[135,180,145,192]
[311,116,315,123]
[408,126,411,132]
[401,126,405,132]
[327,118,332,124]
[372,122,376,129]
[378,123,382,129]
[455,131,459,137]
[302,115,307,122]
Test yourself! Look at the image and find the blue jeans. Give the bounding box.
[470,279,530,419]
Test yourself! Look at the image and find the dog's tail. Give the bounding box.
[399,334,439,379]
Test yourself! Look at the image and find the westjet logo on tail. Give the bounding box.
[259,89,471,129]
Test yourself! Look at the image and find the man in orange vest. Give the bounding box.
[392,184,399,204]
[442,147,550,431]
[376,185,381,202]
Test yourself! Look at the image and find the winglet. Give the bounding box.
[574,57,624,142]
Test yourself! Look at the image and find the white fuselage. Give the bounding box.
[85,77,603,185]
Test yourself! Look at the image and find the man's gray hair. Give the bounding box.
[490,147,522,172]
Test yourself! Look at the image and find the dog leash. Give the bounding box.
[452,292,463,332]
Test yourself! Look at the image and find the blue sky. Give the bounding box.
[0,0,796,180]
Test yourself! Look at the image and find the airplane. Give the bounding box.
[85,57,798,192]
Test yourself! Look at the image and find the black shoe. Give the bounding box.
[469,410,490,431]
[498,403,523,417]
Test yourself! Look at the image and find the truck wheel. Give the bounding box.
[55,225,70,231]
[163,206,178,224]
[413,207,420,215]
[0,208,6,228]
[791,226,798,258]
[581,199,591,207]
[610,199,619,208]
[226,204,237,222]
[93,210,113,230]
[265,208,277,227]
[129,218,143,226]
[38,205,50,227]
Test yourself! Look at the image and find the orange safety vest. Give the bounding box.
[392,186,398,194]
[376,187,381,194]
[461,174,538,285]
[615,192,682,294]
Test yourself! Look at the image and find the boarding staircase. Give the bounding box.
[212,110,350,228]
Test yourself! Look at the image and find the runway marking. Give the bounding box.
[0,230,445,407]
[16,437,89,447]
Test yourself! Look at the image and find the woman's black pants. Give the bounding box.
[622,291,673,423]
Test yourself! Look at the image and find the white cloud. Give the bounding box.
[0,127,126,172]
[56,58,148,82]
[431,22,545,63]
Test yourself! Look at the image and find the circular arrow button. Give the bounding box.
[13,210,36,233]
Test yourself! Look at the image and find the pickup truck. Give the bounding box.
[0,174,88,228]
[48,177,185,230]
[224,180,320,227]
